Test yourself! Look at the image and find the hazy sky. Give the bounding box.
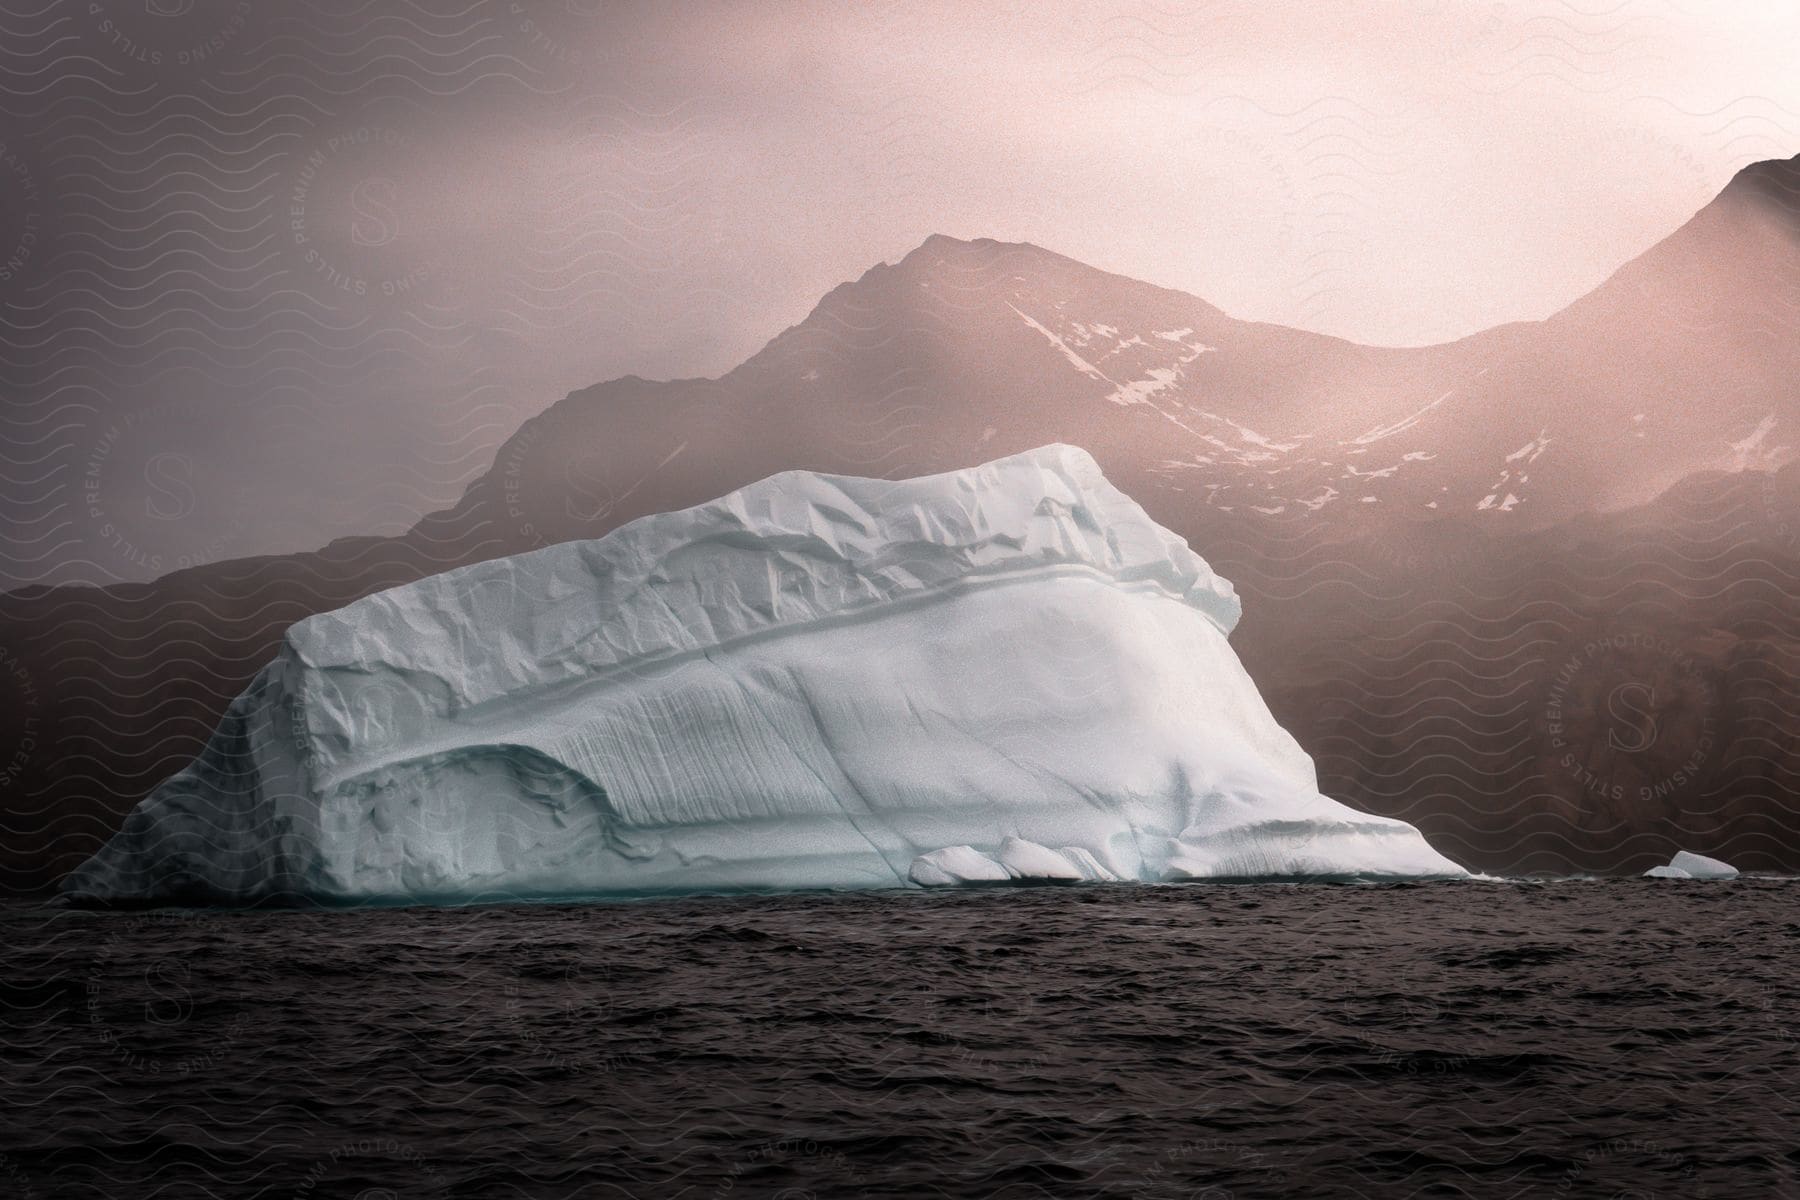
[4,0,1799,586]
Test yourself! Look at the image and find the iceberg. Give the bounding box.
[1645,850,1738,880]
[906,838,1119,887]
[60,444,1467,905]
[908,846,1013,888]
[995,836,1085,883]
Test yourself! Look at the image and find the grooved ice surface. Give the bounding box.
[61,445,1466,904]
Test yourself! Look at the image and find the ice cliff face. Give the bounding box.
[60,444,1466,904]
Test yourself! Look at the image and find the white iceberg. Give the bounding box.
[995,837,1085,883]
[907,839,1119,887]
[1645,850,1738,880]
[61,444,1467,905]
[908,846,1012,888]
[1056,846,1120,883]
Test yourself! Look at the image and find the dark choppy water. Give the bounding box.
[3,880,1797,1199]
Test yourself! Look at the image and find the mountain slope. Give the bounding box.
[439,154,1800,556]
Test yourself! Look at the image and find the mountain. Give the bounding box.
[432,152,1799,554]
[4,154,1798,894]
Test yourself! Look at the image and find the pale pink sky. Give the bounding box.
[421,0,1800,405]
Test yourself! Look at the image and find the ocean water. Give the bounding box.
[3,879,1796,1199]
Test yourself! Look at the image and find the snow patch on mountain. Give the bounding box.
[1475,430,1550,512]
[1107,367,1182,407]
[1725,414,1790,470]
[1008,303,1113,385]
[1349,386,1461,446]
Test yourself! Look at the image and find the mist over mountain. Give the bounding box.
[3,155,1797,893]
[442,151,1799,549]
